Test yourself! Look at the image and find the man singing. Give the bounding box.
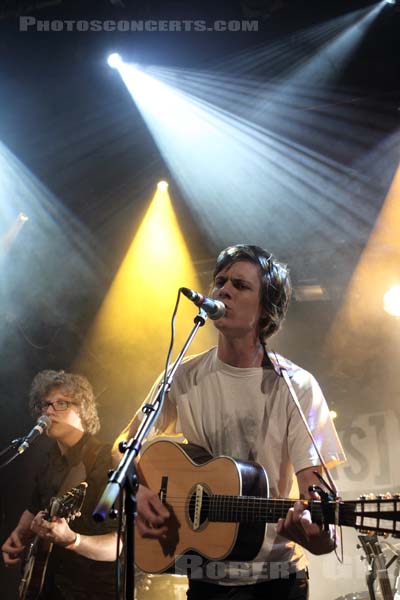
[114,244,345,600]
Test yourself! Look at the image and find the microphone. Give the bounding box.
[181,287,225,320]
[17,416,51,455]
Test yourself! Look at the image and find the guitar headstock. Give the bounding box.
[343,492,400,538]
[49,482,88,521]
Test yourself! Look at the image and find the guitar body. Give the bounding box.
[19,538,52,600]
[135,440,269,574]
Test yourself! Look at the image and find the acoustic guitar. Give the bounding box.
[135,440,400,574]
[19,482,87,600]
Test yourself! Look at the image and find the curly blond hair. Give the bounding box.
[29,370,100,435]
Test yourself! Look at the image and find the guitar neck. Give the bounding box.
[207,495,329,525]
[204,494,400,536]
[375,549,394,600]
[378,576,394,600]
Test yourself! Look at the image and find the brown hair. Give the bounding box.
[213,244,292,342]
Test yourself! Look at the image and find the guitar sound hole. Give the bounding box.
[188,487,210,530]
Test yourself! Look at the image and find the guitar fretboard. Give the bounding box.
[203,494,399,535]
[207,496,326,523]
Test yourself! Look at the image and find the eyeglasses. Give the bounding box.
[40,400,77,412]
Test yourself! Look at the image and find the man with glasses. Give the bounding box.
[115,244,345,600]
[1,370,118,599]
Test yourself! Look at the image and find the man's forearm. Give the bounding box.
[66,531,120,561]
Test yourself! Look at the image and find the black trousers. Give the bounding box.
[187,573,309,600]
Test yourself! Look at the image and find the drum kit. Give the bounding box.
[135,572,188,600]
[334,595,370,600]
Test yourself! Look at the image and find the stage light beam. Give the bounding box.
[75,183,216,413]
[384,285,400,317]
[0,212,29,257]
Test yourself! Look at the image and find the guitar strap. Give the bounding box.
[267,350,338,498]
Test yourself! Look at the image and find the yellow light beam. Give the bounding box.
[75,186,215,418]
[325,163,400,365]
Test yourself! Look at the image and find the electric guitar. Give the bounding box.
[19,482,88,600]
[135,440,400,574]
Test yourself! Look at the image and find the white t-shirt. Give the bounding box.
[146,347,346,584]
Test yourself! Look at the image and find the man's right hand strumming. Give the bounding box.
[1,510,34,566]
[135,484,170,539]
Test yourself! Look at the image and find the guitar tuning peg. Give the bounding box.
[376,492,392,500]
[358,494,367,500]
[368,493,376,500]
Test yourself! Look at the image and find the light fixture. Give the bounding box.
[107,53,123,69]
[157,180,169,192]
[383,285,400,317]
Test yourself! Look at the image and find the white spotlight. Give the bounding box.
[107,53,123,69]
[18,212,29,223]
[157,180,169,193]
[386,0,396,4]
[383,285,400,317]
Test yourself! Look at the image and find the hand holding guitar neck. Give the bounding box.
[30,511,78,548]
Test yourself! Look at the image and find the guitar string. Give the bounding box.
[148,495,397,527]
[154,496,395,510]
[155,495,395,510]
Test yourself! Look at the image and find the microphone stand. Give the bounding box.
[0,437,24,469]
[93,308,208,600]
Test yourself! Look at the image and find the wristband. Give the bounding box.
[65,532,81,551]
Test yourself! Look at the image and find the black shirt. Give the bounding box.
[28,434,118,600]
